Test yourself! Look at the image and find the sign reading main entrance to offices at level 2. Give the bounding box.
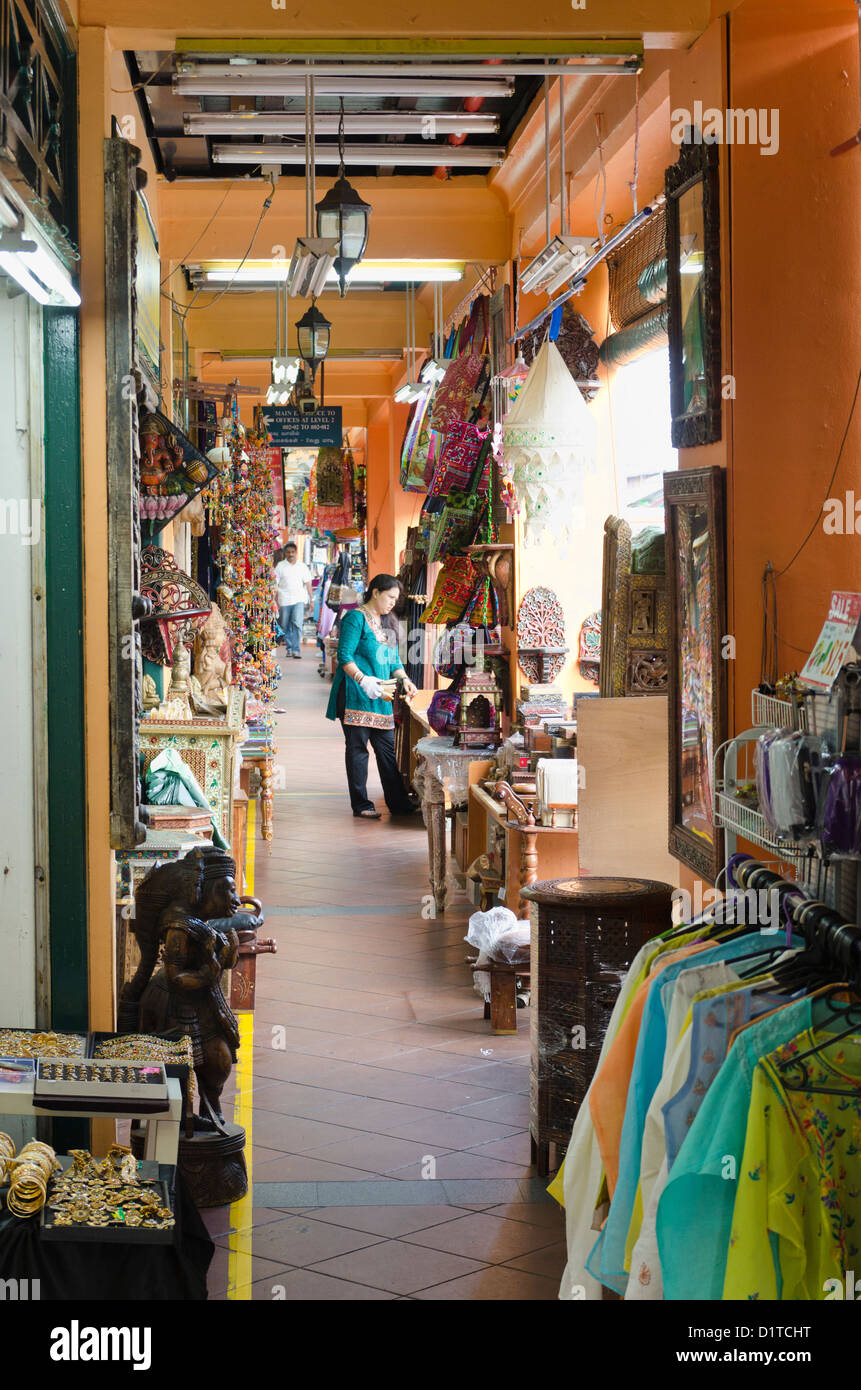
[261,406,343,448]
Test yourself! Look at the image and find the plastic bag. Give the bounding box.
[465,906,531,964]
[145,747,229,850]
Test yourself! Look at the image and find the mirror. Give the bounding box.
[665,135,721,447]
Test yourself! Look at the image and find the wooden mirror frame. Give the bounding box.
[664,465,727,883]
[665,134,722,448]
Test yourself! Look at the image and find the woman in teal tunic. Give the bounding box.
[325,573,419,819]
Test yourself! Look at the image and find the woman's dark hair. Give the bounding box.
[366,573,401,599]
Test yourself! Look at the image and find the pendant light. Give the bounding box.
[295,300,331,376]
[315,99,372,297]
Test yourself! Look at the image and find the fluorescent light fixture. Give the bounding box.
[520,235,593,296]
[420,358,448,385]
[0,251,52,304]
[0,225,81,307]
[287,237,339,298]
[184,111,500,136]
[195,260,464,286]
[393,380,428,404]
[176,58,641,79]
[212,143,504,169]
[174,74,514,98]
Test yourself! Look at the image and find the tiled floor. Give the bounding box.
[206,644,564,1300]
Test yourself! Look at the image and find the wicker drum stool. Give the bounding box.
[520,876,674,1177]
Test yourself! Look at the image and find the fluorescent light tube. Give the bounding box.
[184,111,499,136]
[177,60,640,79]
[393,381,428,404]
[212,144,504,168]
[520,236,592,295]
[174,75,514,98]
[198,260,463,285]
[287,237,338,298]
[0,252,52,304]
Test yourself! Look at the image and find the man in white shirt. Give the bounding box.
[273,542,313,658]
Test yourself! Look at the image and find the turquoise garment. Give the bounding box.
[586,933,801,1294]
[325,608,402,730]
[655,994,816,1301]
[662,987,803,1168]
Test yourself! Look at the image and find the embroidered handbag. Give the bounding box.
[427,438,493,562]
[419,554,474,625]
[429,297,492,434]
[427,689,461,736]
[427,422,491,500]
[400,388,439,492]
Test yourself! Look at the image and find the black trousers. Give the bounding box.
[337,682,412,814]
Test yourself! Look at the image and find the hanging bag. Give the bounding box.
[429,296,492,435]
[428,436,493,562]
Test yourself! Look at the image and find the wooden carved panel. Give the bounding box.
[516,587,567,684]
[106,137,147,849]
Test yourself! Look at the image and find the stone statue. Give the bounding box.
[193,606,232,697]
[120,848,241,1123]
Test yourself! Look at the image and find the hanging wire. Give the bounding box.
[594,114,608,247]
[628,73,641,216]
[761,562,779,686]
[338,96,346,177]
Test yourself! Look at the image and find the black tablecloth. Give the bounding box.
[0,1175,213,1300]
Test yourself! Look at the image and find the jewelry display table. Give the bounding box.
[413,735,481,913]
[0,1078,184,1166]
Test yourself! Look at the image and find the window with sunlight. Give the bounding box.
[610,347,678,532]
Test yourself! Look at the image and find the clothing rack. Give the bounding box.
[731,855,861,989]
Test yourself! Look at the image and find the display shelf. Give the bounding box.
[715,789,807,863]
[751,690,807,731]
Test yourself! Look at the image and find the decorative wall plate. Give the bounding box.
[516,586,568,684]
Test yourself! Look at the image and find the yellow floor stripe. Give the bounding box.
[226,799,257,1299]
[245,796,256,897]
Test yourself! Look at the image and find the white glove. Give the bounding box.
[358,675,384,699]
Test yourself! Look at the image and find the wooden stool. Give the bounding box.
[476,958,531,1035]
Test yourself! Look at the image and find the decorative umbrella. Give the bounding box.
[502,339,597,546]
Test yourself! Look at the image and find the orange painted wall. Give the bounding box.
[728,0,861,710]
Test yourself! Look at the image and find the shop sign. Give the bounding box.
[800,591,861,692]
[261,406,342,447]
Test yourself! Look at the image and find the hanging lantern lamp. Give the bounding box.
[295,300,331,376]
[315,99,372,297]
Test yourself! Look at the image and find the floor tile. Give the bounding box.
[214,1214,384,1265]
[251,1269,398,1301]
[502,1241,569,1279]
[412,1266,561,1301]
[291,1205,468,1238]
[402,1212,561,1262]
[308,1240,487,1294]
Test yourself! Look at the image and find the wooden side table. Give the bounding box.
[521,876,673,1177]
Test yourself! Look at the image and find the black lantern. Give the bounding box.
[315,100,372,297]
[295,301,331,377]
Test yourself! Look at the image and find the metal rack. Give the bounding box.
[716,667,861,923]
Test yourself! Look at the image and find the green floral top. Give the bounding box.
[723,1027,861,1300]
[325,607,401,731]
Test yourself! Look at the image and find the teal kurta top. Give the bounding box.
[325,607,401,730]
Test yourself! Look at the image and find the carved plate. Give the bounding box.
[516,586,567,683]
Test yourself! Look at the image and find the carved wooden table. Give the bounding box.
[240,754,274,844]
[413,735,479,914]
[520,876,674,1177]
